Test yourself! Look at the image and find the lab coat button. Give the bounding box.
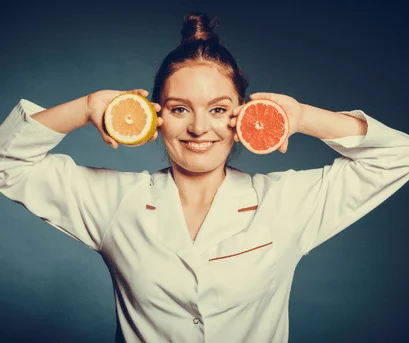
[193,318,200,324]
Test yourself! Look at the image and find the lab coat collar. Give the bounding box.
[147,165,258,255]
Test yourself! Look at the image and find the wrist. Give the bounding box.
[297,103,368,139]
[84,94,92,124]
[297,103,338,138]
[297,103,311,135]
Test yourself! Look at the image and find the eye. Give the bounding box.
[211,107,227,116]
[170,107,188,115]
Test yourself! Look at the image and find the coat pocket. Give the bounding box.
[207,230,276,309]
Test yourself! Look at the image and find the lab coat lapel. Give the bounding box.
[147,166,259,256]
[148,168,191,253]
[193,166,259,255]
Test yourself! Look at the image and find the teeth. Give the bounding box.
[187,141,213,148]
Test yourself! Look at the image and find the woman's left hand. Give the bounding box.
[230,92,304,153]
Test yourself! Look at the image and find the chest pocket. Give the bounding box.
[207,227,276,309]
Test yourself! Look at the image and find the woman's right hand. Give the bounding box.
[86,89,163,149]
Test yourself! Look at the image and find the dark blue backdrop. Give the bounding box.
[1,1,408,342]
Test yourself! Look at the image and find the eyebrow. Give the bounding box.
[163,96,233,106]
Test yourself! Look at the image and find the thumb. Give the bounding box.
[278,139,288,153]
[102,131,118,149]
[98,117,118,148]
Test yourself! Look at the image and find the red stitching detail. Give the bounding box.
[209,241,273,262]
[146,204,156,210]
[238,205,258,212]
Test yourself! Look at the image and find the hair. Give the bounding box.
[152,12,248,163]
[152,12,249,106]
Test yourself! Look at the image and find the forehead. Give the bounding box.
[164,64,237,101]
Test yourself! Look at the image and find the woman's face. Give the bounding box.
[160,64,240,174]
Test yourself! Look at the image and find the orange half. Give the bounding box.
[104,92,157,146]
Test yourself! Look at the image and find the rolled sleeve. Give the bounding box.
[279,110,409,254]
[0,99,66,170]
[0,99,144,252]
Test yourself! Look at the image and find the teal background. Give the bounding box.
[1,0,408,342]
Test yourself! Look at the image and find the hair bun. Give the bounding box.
[180,12,220,44]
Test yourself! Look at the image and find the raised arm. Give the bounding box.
[30,95,90,134]
[0,89,161,251]
[30,88,161,148]
[244,92,409,255]
[231,92,368,152]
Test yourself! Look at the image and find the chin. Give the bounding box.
[173,158,225,175]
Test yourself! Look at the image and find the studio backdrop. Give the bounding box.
[0,1,408,342]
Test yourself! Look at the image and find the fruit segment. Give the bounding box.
[111,100,146,135]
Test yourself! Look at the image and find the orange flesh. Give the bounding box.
[111,98,147,136]
[240,103,286,150]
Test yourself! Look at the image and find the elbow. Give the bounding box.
[0,169,14,189]
[0,161,6,188]
[0,162,31,189]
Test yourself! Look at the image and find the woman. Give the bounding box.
[0,12,408,343]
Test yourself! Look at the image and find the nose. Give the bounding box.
[187,113,210,136]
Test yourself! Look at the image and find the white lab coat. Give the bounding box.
[1,99,408,343]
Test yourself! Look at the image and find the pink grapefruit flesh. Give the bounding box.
[236,99,289,154]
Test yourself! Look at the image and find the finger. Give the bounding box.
[101,134,118,148]
[147,131,158,142]
[156,117,164,127]
[234,133,240,142]
[250,92,281,101]
[132,89,149,97]
[152,102,161,112]
[229,116,237,128]
[232,104,245,116]
[110,140,118,149]
[278,139,288,153]
[96,118,117,147]
[105,134,118,148]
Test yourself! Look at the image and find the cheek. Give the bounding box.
[160,114,185,139]
[213,119,234,140]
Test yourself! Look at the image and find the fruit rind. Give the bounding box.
[104,92,157,147]
[236,99,289,154]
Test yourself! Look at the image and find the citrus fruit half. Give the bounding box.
[236,99,289,154]
[104,92,157,146]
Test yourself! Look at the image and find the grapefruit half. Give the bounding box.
[236,99,289,154]
[104,92,157,146]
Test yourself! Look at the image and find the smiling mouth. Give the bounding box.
[180,140,217,152]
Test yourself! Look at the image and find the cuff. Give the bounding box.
[0,99,66,159]
[320,109,409,160]
[19,99,67,139]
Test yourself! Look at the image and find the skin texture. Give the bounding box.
[160,64,240,176]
